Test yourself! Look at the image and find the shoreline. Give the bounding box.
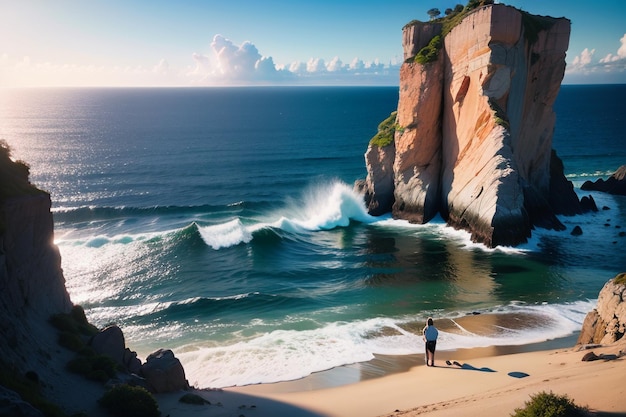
[156,335,626,417]
[225,333,580,394]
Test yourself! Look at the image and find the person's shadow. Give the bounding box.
[445,360,496,372]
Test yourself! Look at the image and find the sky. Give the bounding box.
[0,0,624,87]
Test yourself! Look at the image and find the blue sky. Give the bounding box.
[1,0,624,87]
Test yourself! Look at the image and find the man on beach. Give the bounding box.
[422,317,439,367]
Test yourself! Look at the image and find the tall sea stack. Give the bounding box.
[358,3,584,247]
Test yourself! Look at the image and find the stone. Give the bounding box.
[140,349,189,393]
[89,325,126,366]
[577,275,626,345]
[123,347,142,375]
[581,165,626,195]
[570,226,583,236]
[581,351,599,362]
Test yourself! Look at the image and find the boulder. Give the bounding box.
[577,274,626,345]
[140,349,189,393]
[570,225,583,236]
[89,325,126,365]
[581,165,626,195]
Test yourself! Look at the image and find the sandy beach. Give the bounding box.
[154,339,626,417]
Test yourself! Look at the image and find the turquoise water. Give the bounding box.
[1,85,624,388]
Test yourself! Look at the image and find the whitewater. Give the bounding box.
[2,86,624,389]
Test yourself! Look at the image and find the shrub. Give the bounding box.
[99,384,160,417]
[614,272,626,285]
[179,393,210,405]
[49,306,98,337]
[66,354,117,382]
[369,111,398,148]
[511,391,590,417]
[415,35,442,64]
[58,331,85,352]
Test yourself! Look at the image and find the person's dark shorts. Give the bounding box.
[426,340,437,353]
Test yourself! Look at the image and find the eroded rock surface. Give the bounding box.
[577,274,626,345]
[360,4,585,247]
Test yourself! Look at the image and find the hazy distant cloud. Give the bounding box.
[0,34,399,87]
[565,33,626,83]
[599,33,626,63]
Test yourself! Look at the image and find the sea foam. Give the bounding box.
[176,299,594,388]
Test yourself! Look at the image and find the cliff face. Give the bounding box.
[361,4,581,247]
[0,147,72,371]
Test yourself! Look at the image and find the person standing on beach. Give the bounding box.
[422,317,438,367]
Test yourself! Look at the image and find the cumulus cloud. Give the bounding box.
[189,35,402,85]
[569,48,595,72]
[566,33,626,82]
[0,34,399,87]
[599,33,626,63]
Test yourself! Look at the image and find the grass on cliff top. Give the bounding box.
[0,140,44,201]
[407,0,557,64]
[369,111,397,148]
[406,0,495,64]
[614,273,626,286]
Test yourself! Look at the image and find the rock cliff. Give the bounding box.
[577,274,626,346]
[0,144,73,369]
[359,3,586,247]
[581,165,626,196]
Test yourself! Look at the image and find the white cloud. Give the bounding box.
[306,58,326,73]
[0,34,400,87]
[571,48,595,68]
[327,56,344,72]
[599,33,626,63]
[566,33,626,83]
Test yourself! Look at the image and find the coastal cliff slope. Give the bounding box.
[0,144,100,415]
[0,144,72,363]
[360,3,581,247]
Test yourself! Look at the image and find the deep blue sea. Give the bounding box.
[1,85,625,388]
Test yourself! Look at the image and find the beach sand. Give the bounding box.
[155,340,626,417]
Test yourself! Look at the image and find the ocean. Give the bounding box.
[1,85,625,388]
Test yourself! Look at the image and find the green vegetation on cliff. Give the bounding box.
[0,140,47,234]
[406,0,495,64]
[369,111,398,148]
[415,35,442,64]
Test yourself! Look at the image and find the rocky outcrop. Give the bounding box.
[581,165,626,196]
[359,4,587,247]
[577,274,626,346]
[89,326,188,391]
[357,140,396,216]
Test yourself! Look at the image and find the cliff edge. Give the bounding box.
[359,3,586,247]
